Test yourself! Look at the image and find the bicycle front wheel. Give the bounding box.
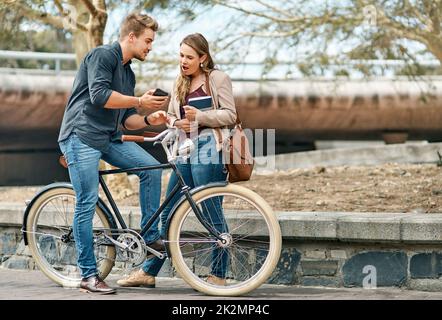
[25,186,116,287]
[168,184,281,296]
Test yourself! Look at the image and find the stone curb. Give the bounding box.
[2,202,442,243]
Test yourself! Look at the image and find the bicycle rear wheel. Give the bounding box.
[168,184,281,296]
[25,186,116,287]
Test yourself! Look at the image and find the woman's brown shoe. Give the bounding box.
[117,269,155,288]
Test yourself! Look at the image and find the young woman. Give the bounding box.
[117,33,237,288]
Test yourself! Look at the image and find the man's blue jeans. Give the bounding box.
[59,133,162,279]
[142,132,228,278]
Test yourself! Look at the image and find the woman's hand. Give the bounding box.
[183,105,200,122]
[174,119,195,133]
[147,111,168,126]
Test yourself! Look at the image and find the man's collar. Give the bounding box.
[112,41,132,65]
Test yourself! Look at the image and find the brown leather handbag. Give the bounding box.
[223,115,255,183]
[205,73,254,183]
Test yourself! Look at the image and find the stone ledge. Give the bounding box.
[254,142,442,172]
[2,203,442,243]
[279,211,442,243]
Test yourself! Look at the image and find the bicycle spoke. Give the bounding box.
[169,185,281,295]
[26,189,116,286]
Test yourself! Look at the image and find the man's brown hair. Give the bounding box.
[119,13,158,39]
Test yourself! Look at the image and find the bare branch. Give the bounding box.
[376,6,430,46]
[12,2,64,29]
[69,19,88,32]
[6,1,88,32]
[54,0,64,15]
[212,0,304,24]
[242,27,304,38]
[254,0,294,19]
[403,0,432,31]
[217,35,244,52]
[93,0,107,11]
[81,0,98,17]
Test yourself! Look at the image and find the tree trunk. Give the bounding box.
[426,35,442,64]
[72,30,90,66]
[87,4,107,48]
[70,0,107,65]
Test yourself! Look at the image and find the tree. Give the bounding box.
[2,0,108,65]
[144,0,442,77]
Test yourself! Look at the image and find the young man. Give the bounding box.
[58,13,169,294]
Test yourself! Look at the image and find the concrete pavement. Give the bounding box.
[1,268,442,300]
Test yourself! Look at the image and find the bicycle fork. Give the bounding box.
[171,162,227,245]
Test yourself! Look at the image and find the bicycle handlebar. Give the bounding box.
[121,128,175,143]
[121,135,146,142]
[121,128,181,162]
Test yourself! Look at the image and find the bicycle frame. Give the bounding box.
[22,128,227,252]
[98,160,226,245]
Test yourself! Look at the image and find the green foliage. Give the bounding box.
[0,6,73,69]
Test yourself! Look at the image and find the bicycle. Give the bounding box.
[21,128,282,296]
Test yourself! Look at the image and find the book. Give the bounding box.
[188,96,212,111]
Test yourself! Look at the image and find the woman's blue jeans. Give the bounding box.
[59,133,162,279]
[142,132,228,278]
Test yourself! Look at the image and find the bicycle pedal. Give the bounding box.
[146,250,166,259]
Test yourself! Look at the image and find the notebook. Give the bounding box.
[188,96,212,111]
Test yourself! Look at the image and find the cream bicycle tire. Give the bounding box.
[168,183,281,296]
[26,187,116,288]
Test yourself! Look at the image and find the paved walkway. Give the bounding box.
[1,268,442,300]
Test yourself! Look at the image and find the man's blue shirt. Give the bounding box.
[58,42,138,152]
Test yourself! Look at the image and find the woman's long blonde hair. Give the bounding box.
[175,33,215,106]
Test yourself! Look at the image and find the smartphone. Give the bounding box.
[153,88,169,96]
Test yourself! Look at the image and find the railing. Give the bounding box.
[0,50,76,74]
[0,49,440,80]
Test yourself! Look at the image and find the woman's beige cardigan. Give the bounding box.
[167,69,237,151]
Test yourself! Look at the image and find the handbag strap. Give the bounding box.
[205,72,211,97]
[206,72,224,145]
[205,72,241,123]
[205,72,241,145]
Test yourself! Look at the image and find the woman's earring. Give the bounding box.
[200,62,203,68]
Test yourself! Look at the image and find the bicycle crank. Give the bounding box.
[105,231,147,267]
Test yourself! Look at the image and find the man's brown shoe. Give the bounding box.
[207,275,226,286]
[117,269,155,288]
[80,276,116,294]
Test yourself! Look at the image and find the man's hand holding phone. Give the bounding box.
[138,88,169,111]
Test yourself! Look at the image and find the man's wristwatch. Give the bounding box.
[144,115,150,126]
